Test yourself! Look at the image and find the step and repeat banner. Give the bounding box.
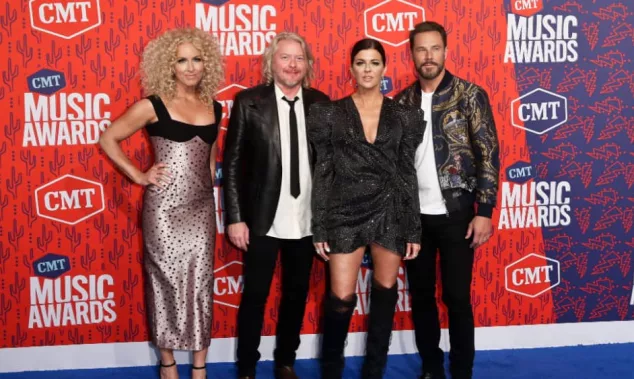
[0,0,633,365]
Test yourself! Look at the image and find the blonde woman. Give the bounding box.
[99,28,223,379]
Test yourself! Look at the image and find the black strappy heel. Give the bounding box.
[192,364,207,378]
[159,361,176,378]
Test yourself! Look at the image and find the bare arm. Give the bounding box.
[98,99,167,186]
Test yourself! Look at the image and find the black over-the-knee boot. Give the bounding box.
[361,280,398,379]
[320,292,357,379]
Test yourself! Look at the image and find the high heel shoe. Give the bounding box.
[192,364,207,379]
[361,280,398,379]
[159,360,176,378]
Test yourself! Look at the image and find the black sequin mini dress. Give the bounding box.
[307,96,424,255]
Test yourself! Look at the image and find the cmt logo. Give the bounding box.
[35,174,105,225]
[364,0,425,47]
[380,76,393,95]
[214,160,223,187]
[213,261,244,308]
[505,253,560,298]
[511,88,568,135]
[33,253,70,279]
[27,69,66,95]
[510,0,543,17]
[216,84,247,127]
[362,248,373,269]
[29,0,101,39]
[506,161,534,184]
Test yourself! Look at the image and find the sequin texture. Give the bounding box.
[142,95,219,350]
[307,96,424,255]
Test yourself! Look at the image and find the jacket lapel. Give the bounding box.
[253,85,281,160]
[302,88,313,115]
[256,85,319,170]
[302,88,316,166]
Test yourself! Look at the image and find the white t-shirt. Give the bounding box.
[414,91,447,215]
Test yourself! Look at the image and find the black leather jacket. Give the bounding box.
[223,84,329,235]
[394,70,499,217]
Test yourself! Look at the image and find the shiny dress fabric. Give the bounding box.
[307,96,424,255]
[142,95,219,350]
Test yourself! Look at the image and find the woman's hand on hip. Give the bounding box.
[138,162,172,189]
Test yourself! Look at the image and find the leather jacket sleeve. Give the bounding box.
[223,92,247,225]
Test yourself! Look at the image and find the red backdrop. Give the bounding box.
[10,0,633,351]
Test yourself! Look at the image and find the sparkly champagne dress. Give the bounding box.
[142,95,219,350]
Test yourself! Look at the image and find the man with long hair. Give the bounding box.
[223,32,329,379]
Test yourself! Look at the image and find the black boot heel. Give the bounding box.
[361,280,398,379]
[321,292,358,379]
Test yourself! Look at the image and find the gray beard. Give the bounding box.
[275,75,304,89]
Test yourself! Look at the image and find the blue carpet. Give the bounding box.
[2,343,633,378]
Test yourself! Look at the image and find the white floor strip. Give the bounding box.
[1,321,633,373]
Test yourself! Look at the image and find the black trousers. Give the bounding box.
[236,235,315,377]
[406,208,475,379]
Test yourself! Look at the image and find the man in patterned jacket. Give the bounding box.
[394,21,500,379]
